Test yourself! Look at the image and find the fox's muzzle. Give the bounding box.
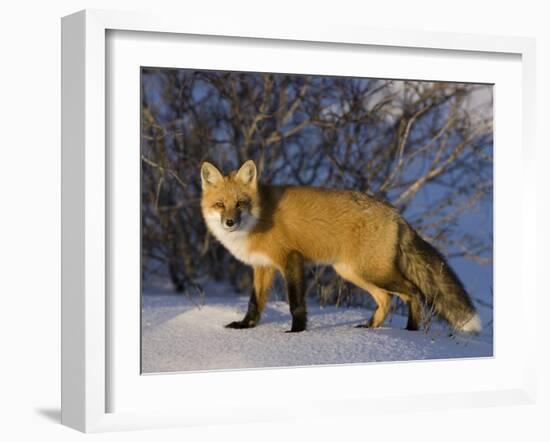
[221,212,241,230]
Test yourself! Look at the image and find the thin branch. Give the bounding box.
[141,155,187,190]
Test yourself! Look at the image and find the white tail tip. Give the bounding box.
[461,313,482,333]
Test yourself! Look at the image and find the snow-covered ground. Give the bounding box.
[141,282,493,374]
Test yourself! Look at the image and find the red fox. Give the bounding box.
[200,160,481,334]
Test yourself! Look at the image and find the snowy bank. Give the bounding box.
[141,284,493,373]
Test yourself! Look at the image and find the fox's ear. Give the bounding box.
[235,160,257,187]
[201,162,223,188]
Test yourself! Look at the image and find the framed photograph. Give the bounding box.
[61,9,537,433]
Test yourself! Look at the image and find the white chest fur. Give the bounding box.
[205,215,274,267]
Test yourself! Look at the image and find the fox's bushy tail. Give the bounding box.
[396,222,481,333]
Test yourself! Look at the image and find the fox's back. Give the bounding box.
[249,185,401,269]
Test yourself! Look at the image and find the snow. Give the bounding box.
[141,282,493,374]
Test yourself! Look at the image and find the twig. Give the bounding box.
[141,154,187,190]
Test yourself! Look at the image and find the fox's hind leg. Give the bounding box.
[333,264,392,328]
[226,266,275,329]
[359,286,392,328]
[407,297,423,331]
[394,293,423,331]
[382,276,424,331]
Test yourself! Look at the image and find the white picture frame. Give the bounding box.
[61,9,537,433]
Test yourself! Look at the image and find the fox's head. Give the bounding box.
[200,160,261,233]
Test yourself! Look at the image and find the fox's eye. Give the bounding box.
[214,202,224,209]
[236,200,248,208]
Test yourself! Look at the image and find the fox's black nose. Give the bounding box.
[225,219,235,227]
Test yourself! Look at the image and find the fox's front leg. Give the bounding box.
[226,266,275,329]
[284,251,307,332]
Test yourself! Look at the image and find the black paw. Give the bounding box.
[285,326,306,333]
[225,320,254,329]
[354,323,369,328]
[286,316,306,333]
